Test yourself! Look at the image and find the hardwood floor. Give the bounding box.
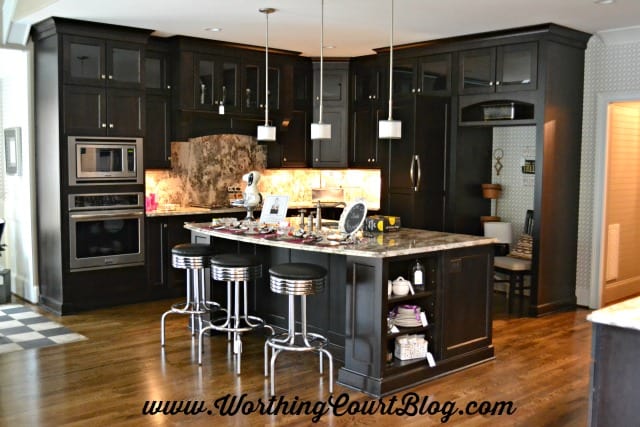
[0,296,593,426]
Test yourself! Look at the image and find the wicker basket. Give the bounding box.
[394,335,429,360]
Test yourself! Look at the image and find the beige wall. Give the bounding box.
[602,102,640,304]
[577,35,640,307]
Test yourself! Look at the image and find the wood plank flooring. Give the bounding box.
[0,297,593,426]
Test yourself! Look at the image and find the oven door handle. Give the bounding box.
[69,210,144,220]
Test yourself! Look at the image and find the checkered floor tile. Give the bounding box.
[0,304,87,354]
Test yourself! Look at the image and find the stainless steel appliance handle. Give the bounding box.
[409,156,415,189]
[70,210,144,220]
[415,154,422,192]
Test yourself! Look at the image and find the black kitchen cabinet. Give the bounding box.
[271,110,310,167]
[60,30,147,137]
[312,62,348,167]
[350,55,383,167]
[194,54,240,113]
[146,215,206,294]
[145,216,188,294]
[144,42,172,168]
[386,96,449,230]
[440,246,493,359]
[63,84,144,136]
[63,34,145,89]
[459,42,537,94]
[393,53,452,99]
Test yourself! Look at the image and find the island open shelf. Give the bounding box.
[186,223,495,397]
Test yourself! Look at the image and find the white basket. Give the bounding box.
[394,335,429,360]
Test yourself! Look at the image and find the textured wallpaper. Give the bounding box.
[490,126,537,242]
[577,35,640,307]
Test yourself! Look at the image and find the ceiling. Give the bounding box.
[5,0,640,56]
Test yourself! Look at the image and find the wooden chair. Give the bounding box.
[489,210,534,315]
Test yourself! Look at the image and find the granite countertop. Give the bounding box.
[185,222,495,259]
[587,296,640,331]
[146,206,246,217]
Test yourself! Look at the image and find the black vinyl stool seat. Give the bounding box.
[264,262,333,396]
[161,243,221,348]
[198,253,273,373]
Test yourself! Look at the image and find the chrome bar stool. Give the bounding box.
[160,243,219,347]
[199,253,273,373]
[264,262,333,396]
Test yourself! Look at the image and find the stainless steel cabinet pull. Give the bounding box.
[415,154,422,192]
[409,156,415,189]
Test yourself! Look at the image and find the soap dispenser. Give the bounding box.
[411,259,426,289]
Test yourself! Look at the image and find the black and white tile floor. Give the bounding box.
[0,304,86,354]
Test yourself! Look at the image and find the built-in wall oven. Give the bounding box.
[68,192,145,271]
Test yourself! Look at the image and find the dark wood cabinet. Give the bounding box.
[194,54,240,113]
[312,62,348,167]
[61,31,146,137]
[144,43,172,168]
[63,82,143,136]
[386,96,449,230]
[393,53,452,100]
[441,247,492,359]
[145,94,171,167]
[459,42,537,94]
[62,35,145,89]
[350,56,383,167]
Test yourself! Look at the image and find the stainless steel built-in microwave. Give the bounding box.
[68,136,143,185]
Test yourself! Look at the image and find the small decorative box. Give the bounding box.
[363,215,401,233]
[394,334,429,360]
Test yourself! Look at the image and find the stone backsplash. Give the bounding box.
[145,134,381,210]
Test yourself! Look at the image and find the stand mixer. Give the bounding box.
[231,170,262,220]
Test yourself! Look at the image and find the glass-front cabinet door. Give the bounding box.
[196,56,215,109]
[496,42,537,92]
[220,61,238,112]
[63,35,143,89]
[108,42,142,87]
[65,36,105,85]
[243,63,260,112]
[459,48,496,94]
[267,66,280,111]
[419,54,451,95]
[459,43,537,94]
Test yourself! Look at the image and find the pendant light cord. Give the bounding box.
[388,0,394,121]
[319,0,324,124]
[264,11,270,126]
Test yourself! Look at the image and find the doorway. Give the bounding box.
[592,95,640,307]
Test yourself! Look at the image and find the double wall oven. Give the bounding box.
[67,136,145,272]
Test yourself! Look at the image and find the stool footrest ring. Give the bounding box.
[266,331,328,352]
[169,300,221,316]
[207,314,269,334]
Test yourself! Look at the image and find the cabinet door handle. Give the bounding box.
[108,75,113,80]
[283,157,287,162]
[411,88,416,93]
[495,81,501,86]
[109,123,114,128]
[489,81,494,86]
[414,154,422,192]
[167,84,171,89]
[417,88,421,93]
[101,123,106,128]
[101,74,106,80]
[409,156,415,188]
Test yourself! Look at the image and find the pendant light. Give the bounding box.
[310,0,331,140]
[378,0,401,139]
[257,7,277,141]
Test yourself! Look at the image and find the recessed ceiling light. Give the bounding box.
[594,0,615,4]
[205,27,222,32]
[324,45,335,49]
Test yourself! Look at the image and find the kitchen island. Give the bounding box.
[186,222,495,397]
[587,297,640,426]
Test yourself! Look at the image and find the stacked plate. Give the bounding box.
[390,305,423,328]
